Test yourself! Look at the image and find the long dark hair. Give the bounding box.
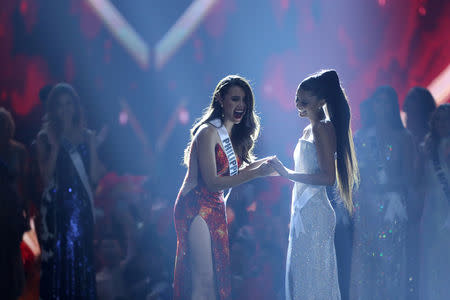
[299,69,359,212]
[359,96,375,130]
[44,83,82,140]
[424,103,450,156]
[403,86,436,118]
[0,107,15,145]
[183,75,260,166]
[371,86,404,129]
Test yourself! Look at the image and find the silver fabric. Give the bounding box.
[286,138,341,300]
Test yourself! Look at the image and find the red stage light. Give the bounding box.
[418,7,426,16]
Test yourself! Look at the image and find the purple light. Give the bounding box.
[178,107,190,125]
[119,111,128,125]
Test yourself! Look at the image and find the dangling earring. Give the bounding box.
[221,104,224,119]
[319,104,326,120]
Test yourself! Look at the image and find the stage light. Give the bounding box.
[178,107,190,125]
[418,7,426,16]
[428,63,450,105]
[85,0,149,69]
[119,110,128,125]
[154,0,218,70]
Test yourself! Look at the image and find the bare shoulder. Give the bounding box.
[36,129,48,143]
[193,123,219,146]
[302,124,312,136]
[312,120,336,140]
[10,139,26,151]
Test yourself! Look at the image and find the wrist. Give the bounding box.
[248,167,260,179]
[286,169,294,179]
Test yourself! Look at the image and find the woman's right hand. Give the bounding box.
[268,157,289,177]
[254,159,275,178]
[46,128,59,150]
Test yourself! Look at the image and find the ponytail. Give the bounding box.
[299,70,359,213]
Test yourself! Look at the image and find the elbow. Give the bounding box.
[324,174,336,186]
[325,179,335,186]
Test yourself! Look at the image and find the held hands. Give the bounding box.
[246,156,277,178]
[268,156,289,177]
[253,156,276,177]
[245,156,288,178]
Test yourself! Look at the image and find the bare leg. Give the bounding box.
[188,215,217,300]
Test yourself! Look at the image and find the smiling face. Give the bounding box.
[219,85,247,124]
[295,87,325,120]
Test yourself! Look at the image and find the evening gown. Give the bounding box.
[285,134,341,300]
[39,138,96,300]
[173,143,241,300]
[419,138,450,300]
[350,127,407,300]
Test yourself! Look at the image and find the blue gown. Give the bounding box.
[39,139,96,300]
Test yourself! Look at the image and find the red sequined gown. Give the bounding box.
[173,143,241,300]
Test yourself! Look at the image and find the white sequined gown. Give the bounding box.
[285,137,341,300]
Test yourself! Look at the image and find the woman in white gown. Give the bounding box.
[270,70,359,300]
[419,104,450,300]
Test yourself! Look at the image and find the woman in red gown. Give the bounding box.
[173,75,275,300]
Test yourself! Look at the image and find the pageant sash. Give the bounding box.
[62,138,96,223]
[209,119,238,176]
[291,184,322,237]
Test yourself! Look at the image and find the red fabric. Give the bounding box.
[173,144,241,300]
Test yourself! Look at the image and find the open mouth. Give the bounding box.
[233,109,245,119]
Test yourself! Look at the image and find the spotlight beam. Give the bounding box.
[85,0,150,69]
[428,63,450,105]
[154,0,219,70]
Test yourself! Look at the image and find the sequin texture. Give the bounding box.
[39,141,96,300]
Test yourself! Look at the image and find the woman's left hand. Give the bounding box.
[268,157,289,177]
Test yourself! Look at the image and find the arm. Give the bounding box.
[36,130,59,188]
[270,123,337,186]
[196,125,273,192]
[243,156,279,176]
[18,145,31,222]
[373,132,416,193]
[86,129,106,185]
